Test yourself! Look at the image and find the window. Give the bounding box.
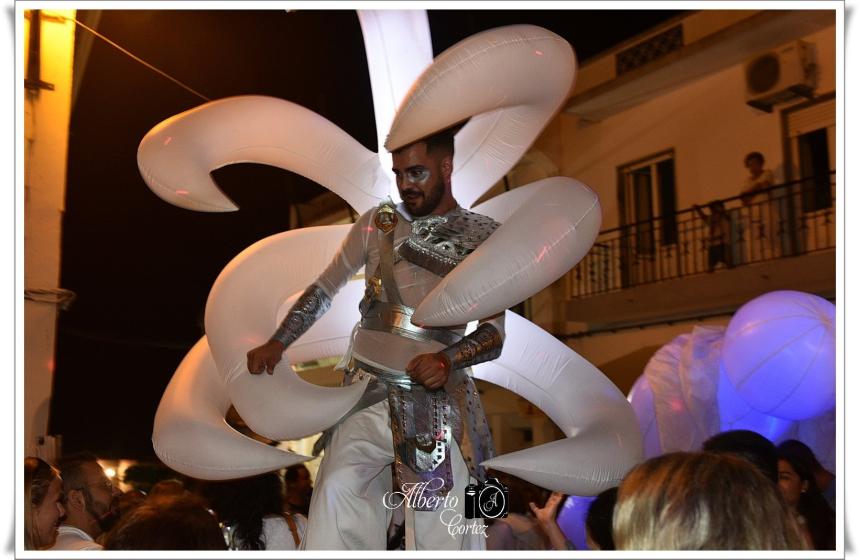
[618,151,678,252]
[797,128,832,212]
[786,97,835,212]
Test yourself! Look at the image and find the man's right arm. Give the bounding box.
[247,209,374,374]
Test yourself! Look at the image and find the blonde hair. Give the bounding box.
[613,452,807,550]
[24,457,61,550]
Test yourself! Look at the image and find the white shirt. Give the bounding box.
[50,524,103,551]
[227,514,307,550]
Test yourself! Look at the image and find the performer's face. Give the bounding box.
[392,142,452,217]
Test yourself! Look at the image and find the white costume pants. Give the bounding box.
[300,399,486,550]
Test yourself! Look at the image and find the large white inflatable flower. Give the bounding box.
[138,12,642,495]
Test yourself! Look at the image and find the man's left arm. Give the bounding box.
[406,311,505,390]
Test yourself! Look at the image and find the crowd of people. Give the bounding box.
[24,457,314,551]
[24,430,835,551]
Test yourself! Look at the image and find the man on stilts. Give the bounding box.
[247,126,505,550]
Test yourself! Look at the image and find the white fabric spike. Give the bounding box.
[385,25,577,209]
[152,337,311,480]
[137,95,388,214]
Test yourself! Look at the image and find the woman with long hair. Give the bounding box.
[202,471,306,550]
[613,452,807,550]
[777,451,836,550]
[24,457,65,550]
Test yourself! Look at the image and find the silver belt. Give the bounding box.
[349,358,418,387]
[359,300,462,346]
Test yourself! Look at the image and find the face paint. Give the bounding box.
[392,143,450,217]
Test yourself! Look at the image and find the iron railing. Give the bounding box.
[567,172,836,298]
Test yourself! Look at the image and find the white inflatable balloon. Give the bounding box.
[640,326,722,453]
[137,95,388,214]
[385,24,577,209]
[721,290,835,421]
[627,374,663,459]
[152,337,311,480]
[357,10,433,197]
[204,226,369,440]
[475,312,642,495]
[413,178,600,326]
[717,365,796,442]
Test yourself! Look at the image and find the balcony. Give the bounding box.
[564,173,836,329]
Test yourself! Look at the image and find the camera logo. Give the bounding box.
[464,477,508,519]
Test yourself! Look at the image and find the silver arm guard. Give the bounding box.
[440,322,503,370]
[270,284,332,348]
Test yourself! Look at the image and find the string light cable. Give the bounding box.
[43,10,211,102]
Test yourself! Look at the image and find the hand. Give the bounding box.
[246,340,286,375]
[405,352,451,390]
[529,491,564,527]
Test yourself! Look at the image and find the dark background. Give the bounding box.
[49,9,685,459]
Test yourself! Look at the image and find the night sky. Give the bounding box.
[48,9,684,460]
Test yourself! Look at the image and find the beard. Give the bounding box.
[400,177,445,217]
[85,493,121,532]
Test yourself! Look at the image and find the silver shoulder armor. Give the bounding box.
[399,207,500,276]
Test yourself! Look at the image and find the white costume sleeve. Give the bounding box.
[271,209,374,347]
[314,209,374,298]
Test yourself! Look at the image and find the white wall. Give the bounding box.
[24,10,76,460]
[556,25,835,232]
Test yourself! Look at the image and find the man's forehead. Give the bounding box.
[392,142,431,167]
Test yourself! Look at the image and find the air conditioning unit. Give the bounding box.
[745,41,816,112]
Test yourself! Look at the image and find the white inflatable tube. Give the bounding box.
[137,95,388,214]
[357,10,433,199]
[474,312,643,495]
[204,225,369,441]
[152,337,311,480]
[413,178,601,326]
[385,25,577,209]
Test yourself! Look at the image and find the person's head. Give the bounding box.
[24,457,64,550]
[586,487,617,550]
[57,453,122,537]
[148,478,187,500]
[777,439,828,475]
[708,200,725,213]
[391,128,457,217]
[103,494,226,550]
[201,471,286,550]
[777,452,814,510]
[283,465,311,501]
[613,452,806,550]
[778,451,836,550]
[117,489,147,520]
[744,151,765,174]
[702,429,779,483]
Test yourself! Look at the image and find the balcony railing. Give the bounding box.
[566,172,836,299]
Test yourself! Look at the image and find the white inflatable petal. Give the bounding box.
[474,312,642,495]
[627,374,664,459]
[357,10,433,199]
[205,225,351,371]
[152,337,310,480]
[385,25,576,208]
[204,225,368,441]
[225,360,369,442]
[413,178,601,326]
[137,95,387,214]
